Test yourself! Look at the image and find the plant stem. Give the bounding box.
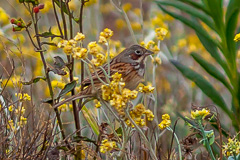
[167,127,182,160]
[32,11,70,149]
[198,120,216,160]
[125,107,157,160]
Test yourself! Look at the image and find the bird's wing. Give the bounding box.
[82,62,133,87]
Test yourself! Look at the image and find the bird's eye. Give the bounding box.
[135,50,141,55]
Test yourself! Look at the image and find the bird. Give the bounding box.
[54,44,153,108]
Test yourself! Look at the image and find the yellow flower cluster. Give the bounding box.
[140,41,160,54]
[17,116,27,127]
[100,139,117,153]
[152,57,162,65]
[138,83,155,93]
[99,28,113,44]
[234,33,240,42]
[58,103,73,112]
[74,32,85,41]
[88,41,106,67]
[15,106,26,114]
[15,93,31,101]
[94,100,101,108]
[222,137,240,157]
[126,104,154,127]
[58,33,88,59]
[155,27,168,40]
[51,80,66,89]
[7,120,14,130]
[101,72,138,115]
[122,3,132,12]
[85,0,97,7]
[191,108,210,120]
[158,114,171,130]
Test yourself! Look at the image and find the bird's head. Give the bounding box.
[115,44,153,65]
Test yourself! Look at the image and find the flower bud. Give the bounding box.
[33,7,40,13]
[38,3,45,9]
[12,26,22,32]
[10,18,17,24]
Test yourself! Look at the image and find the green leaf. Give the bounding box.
[21,76,46,85]
[191,52,233,93]
[171,60,231,117]
[35,27,61,40]
[225,0,240,61]
[57,81,76,99]
[204,130,215,145]
[41,98,53,104]
[82,106,100,136]
[196,32,232,80]
[157,4,219,48]
[179,0,210,15]
[156,0,215,31]
[53,0,78,23]
[203,0,223,28]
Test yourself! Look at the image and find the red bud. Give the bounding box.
[10,18,17,24]
[33,7,39,13]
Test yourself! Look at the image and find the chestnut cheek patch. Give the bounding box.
[130,53,141,60]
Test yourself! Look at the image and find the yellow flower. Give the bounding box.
[85,0,97,7]
[9,105,13,112]
[151,45,160,54]
[91,53,106,67]
[59,104,68,112]
[234,33,240,42]
[134,104,145,116]
[145,40,155,49]
[162,113,170,120]
[74,32,85,41]
[41,1,53,14]
[98,36,107,44]
[18,116,27,127]
[122,3,132,12]
[131,22,141,31]
[94,100,101,108]
[57,40,68,48]
[155,27,168,40]
[0,8,9,25]
[63,44,73,55]
[51,80,65,89]
[100,28,113,39]
[115,19,126,30]
[7,120,15,130]
[100,139,117,153]
[177,39,187,48]
[152,57,162,65]
[73,47,88,59]
[191,108,210,120]
[144,109,154,121]
[88,41,102,56]
[138,83,155,93]
[15,93,31,101]
[158,114,171,130]
[15,106,25,114]
[133,8,141,16]
[112,72,122,82]
[222,137,240,157]
[101,85,112,101]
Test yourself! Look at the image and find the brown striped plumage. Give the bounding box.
[54,44,153,108]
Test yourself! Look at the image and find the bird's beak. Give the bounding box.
[145,49,154,56]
